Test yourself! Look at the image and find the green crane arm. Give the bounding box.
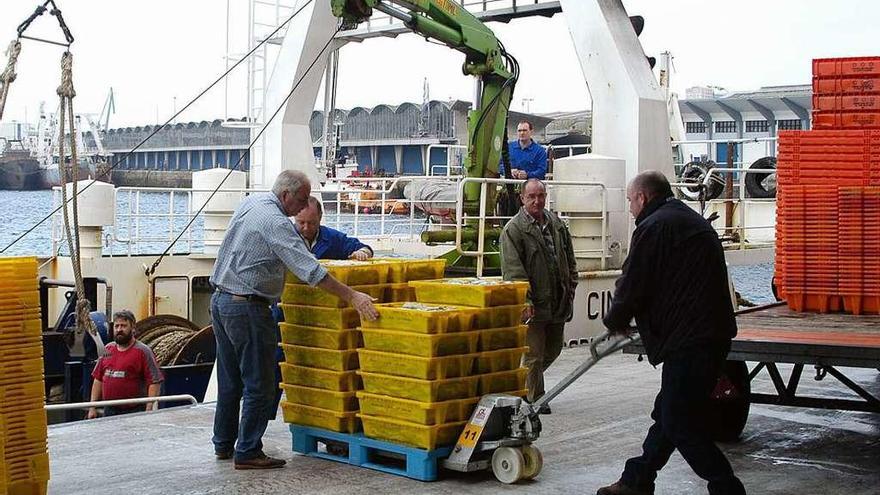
[332,0,517,212]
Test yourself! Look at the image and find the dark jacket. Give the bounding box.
[603,196,737,365]
[500,208,578,323]
[299,225,372,260]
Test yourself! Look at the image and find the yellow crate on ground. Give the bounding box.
[370,258,446,283]
[0,432,5,495]
[281,402,360,433]
[280,304,360,329]
[358,371,479,402]
[409,278,529,308]
[280,344,359,371]
[0,344,42,363]
[362,302,477,333]
[280,363,361,392]
[281,283,385,308]
[383,283,415,303]
[286,260,391,286]
[278,323,361,350]
[477,369,528,395]
[1,410,47,449]
[474,347,528,374]
[476,326,528,351]
[0,319,41,342]
[358,414,465,450]
[281,384,358,412]
[359,328,479,357]
[5,451,49,491]
[356,392,479,426]
[0,381,46,409]
[357,349,477,380]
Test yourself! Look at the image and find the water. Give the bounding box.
[0,190,776,303]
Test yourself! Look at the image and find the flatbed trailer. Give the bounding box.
[624,302,880,440]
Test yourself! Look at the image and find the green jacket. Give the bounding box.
[500,208,578,323]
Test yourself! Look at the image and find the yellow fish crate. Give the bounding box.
[409,278,529,308]
[356,349,478,380]
[281,283,386,308]
[356,392,479,426]
[281,384,358,412]
[280,344,359,371]
[477,369,528,395]
[281,402,360,433]
[280,363,361,392]
[362,302,478,334]
[359,328,480,357]
[280,304,360,330]
[475,325,528,351]
[278,323,362,350]
[473,347,529,374]
[369,258,446,283]
[358,414,465,450]
[358,371,480,403]
[286,260,391,286]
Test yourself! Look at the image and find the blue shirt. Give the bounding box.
[210,192,328,301]
[297,225,372,260]
[499,139,548,179]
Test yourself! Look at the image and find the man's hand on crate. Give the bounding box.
[350,290,379,321]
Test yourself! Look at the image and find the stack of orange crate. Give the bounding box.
[776,56,880,314]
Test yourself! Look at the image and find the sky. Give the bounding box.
[0,0,879,128]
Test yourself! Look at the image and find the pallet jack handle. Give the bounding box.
[530,329,640,414]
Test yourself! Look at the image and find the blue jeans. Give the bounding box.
[211,291,278,461]
[621,349,746,495]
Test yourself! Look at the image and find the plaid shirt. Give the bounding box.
[210,192,327,301]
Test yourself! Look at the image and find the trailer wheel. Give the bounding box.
[744,157,777,198]
[708,360,750,442]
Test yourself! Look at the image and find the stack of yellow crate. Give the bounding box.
[356,277,529,450]
[278,260,390,433]
[369,258,446,303]
[0,257,49,495]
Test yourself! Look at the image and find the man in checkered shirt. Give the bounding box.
[210,170,378,470]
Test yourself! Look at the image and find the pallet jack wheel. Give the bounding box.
[491,446,525,484]
[520,444,543,480]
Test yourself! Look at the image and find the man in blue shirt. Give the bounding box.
[499,120,548,180]
[295,197,373,261]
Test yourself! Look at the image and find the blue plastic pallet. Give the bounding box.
[290,425,453,481]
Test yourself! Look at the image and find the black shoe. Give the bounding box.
[234,453,286,470]
[538,405,552,415]
[215,450,233,460]
[596,480,652,495]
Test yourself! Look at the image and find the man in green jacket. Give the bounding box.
[500,179,578,413]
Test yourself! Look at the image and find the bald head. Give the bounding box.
[627,170,672,219]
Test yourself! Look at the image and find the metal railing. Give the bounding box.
[44,394,198,411]
[455,177,610,276]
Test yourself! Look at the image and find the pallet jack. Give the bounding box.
[443,330,639,483]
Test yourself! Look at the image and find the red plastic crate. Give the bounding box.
[813,111,880,129]
[813,94,880,112]
[813,76,880,96]
[813,57,880,78]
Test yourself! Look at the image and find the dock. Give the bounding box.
[46,346,880,494]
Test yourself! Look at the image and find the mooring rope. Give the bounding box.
[0,40,22,120]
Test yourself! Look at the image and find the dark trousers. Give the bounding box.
[523,321,565,403]
[621,350,746,495]
[103,404,146,417]
[211,292,278,462]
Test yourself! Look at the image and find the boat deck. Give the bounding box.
[47,348,880,494]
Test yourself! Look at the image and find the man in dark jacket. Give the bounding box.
[500,179,578,413]
[597,171,745,495]
[295,197,373,260]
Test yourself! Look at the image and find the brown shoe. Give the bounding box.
[215,450,233,460]
[597,480,652,495]
[234,453,286,470]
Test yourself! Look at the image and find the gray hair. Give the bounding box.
[271,170,310,197]
[521,178,546,193]
[630,170,672,200]
[112,309,136,326]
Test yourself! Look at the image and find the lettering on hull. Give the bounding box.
[586,290,614,321]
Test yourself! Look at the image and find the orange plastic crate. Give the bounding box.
[813,111,880,129]
[813,76,880,96]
